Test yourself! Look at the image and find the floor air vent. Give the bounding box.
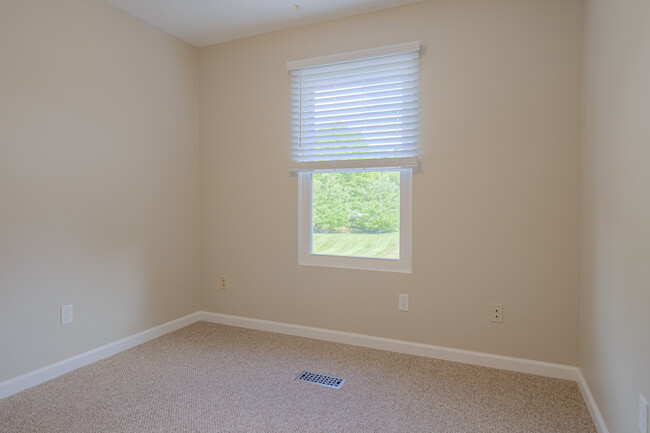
[296,371,346,389]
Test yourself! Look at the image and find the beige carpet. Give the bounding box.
[0,321,596,432]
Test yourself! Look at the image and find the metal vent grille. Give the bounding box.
[296,371,346,389]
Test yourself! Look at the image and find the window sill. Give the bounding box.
[298,253,411,274]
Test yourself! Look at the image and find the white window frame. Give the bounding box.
[298,168,412,273]
[290,42,420,274]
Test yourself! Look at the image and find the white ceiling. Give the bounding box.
[103,0,422,47]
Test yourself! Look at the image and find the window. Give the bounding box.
[288,42,420,273]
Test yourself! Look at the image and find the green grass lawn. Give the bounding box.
[312,232,399,259]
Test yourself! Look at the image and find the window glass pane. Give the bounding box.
[311,171,400,259]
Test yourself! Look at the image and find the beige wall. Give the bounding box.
[0,0,200,381]
[580,0,650,431]
[0,0,591,388]
[200,0,584,365]
[5,1,647,429]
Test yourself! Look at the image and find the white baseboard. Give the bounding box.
[0,312,201,400]
[0,309,609,433]
[576,369,610,433]
[198,311,579,381]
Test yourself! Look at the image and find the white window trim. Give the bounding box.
[298,168,412,274]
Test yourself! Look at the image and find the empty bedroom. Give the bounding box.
[0,0,648,432]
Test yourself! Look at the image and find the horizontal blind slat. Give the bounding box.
[295,97,419,116]
[293,69,419,91]
[295,136,419,150]
[291,72,419,91]
[293,88,420,110]
[293,149,419,162]
[293,81,419,101]
[293,104,419,121]
[289,156,419,172]
[294,144,419,157]
[295,128,418,146]
[295,115,418,128]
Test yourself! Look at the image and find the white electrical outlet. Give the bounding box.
[490,303,503,323]
[220,276,228,290]
[61,304,73,326]
[640,395,649,433]
[398,294,409,311]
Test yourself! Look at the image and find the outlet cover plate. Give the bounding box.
[61,304,73,326]
[398,294,409,311]
[490,303,503,323]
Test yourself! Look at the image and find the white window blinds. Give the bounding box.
[288,42,420,172]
